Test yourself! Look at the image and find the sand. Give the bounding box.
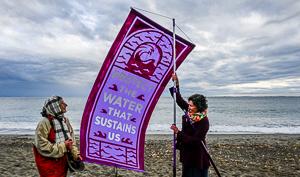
[0,134,299,177]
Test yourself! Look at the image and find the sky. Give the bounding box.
[0,0,300,97]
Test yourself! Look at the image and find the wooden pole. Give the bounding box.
[201,141,222,177]
[114,167,118,177]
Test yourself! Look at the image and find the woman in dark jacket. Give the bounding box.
[170,74,210,177]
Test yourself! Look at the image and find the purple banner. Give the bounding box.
[80,9,195,171]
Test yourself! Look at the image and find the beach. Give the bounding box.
[0,134,299,177]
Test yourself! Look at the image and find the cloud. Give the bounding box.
[0,0,300,96]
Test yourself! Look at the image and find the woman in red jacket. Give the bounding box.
[33,96,81,177]
[170,74,210,177]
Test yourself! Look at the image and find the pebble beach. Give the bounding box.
[0,134,299,177]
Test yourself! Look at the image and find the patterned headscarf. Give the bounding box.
[41,96,71,142]
[41,96,64,119]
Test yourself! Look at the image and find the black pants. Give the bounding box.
[182,165,208,177]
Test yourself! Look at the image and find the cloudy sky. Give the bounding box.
[1,0,300,96]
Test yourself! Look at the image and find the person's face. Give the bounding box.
[59,99,68,113]
[188,100,198,114]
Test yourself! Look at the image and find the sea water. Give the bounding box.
[0,96,299,134]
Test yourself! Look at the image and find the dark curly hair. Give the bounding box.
[188,94,208,112]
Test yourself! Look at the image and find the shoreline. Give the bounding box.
[2,132,300,137]
[0,134,299,176]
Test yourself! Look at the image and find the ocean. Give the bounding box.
[0,96,299,134]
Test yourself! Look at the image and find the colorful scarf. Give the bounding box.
[188,110,207,124]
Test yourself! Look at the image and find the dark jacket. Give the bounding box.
[170,87,210,169]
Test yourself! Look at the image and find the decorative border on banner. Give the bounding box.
[80,8,195,172]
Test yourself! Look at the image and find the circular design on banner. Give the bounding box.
[115,29,173,82]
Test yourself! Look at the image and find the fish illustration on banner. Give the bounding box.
[80,8,195,172]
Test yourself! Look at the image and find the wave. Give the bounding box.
[146,124,300,134]
[210,125,300,134]
[1,122,300,135]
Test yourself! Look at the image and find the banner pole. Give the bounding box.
[114,166,118,177]
[172,18,177,177]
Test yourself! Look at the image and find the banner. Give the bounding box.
[80,8,195,171]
